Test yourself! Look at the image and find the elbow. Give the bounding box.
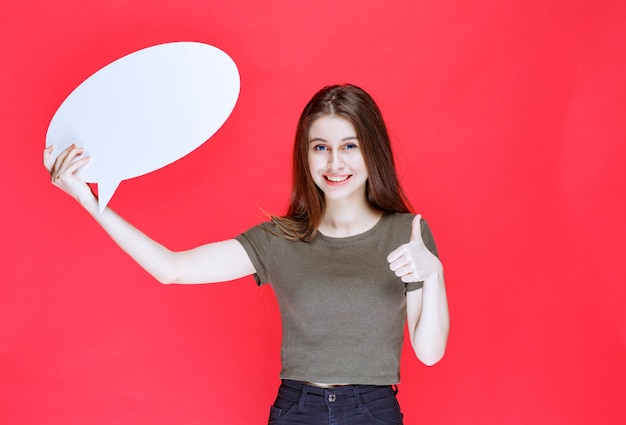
[156,276,174,285]
[153,268,180,285]
[418,348,446,366]
[412,330,449,366]
[153,254,182,284]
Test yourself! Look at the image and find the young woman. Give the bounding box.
[44,84,449,424]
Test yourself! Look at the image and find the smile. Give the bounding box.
[324,175,350,182]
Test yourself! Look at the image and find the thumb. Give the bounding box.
[410,214,423,243]
[43,145,54,172]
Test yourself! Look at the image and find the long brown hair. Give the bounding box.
[272,84,412,240]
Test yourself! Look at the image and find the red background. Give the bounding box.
[2,1,625,424]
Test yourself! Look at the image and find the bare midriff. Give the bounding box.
[307,382,352,388]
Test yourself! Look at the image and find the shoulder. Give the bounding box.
[386,212,435,232]
[383,212,416,229]
[385,212,439,256]
[373,212,416,246]
[237,220,275,241]
[235,220,296,247]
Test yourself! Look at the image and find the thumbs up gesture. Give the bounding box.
[387,214,442,283]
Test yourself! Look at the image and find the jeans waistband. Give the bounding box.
[279,379,398,408]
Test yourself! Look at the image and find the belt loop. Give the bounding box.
[353,386,364,413]
[297,383,308,409]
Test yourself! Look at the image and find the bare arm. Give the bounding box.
[405,273,449,366]
[43,145,256,284]
[388,215,450,365]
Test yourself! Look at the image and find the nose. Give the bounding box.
[327,151,345,170]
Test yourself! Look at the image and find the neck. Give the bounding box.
[318,199,383,238]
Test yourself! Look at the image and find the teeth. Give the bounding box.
[326,175,349,182]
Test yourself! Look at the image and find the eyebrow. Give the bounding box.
[309,136,358,143]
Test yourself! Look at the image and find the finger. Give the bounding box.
[401,273,423,284]
[392,263,417,278]
[43,145,54,171]
[388,255,409,272]
[55,154,90,183]
[64,146,85,167]
[53,145,84,176]
[66,155,91,174]
[387,245,405,264]
[393,263,424,283]
[50,144,74,175]
[409,214,423,243]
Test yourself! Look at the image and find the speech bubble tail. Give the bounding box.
[96,181,121,213]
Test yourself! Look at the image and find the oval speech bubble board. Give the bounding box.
[46,42,240,212]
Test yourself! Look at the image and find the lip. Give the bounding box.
[323,174,352,186]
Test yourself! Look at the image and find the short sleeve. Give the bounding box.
[235,222,274,286]
[405,217,439,292]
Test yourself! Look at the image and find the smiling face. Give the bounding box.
[307,115,369,204]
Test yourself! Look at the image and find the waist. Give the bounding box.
[305,381,351,388]
[280,379,397,402]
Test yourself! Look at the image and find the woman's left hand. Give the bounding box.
[387,214,442,283]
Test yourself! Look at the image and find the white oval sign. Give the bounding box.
[46,42,240,211]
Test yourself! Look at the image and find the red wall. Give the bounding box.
[2,1,625,423]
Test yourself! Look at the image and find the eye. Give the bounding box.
[313,144,328,151]
[344,143,358,150]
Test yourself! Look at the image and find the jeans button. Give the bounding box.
[328,394,337,403]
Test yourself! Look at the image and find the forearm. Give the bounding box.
[45,144,209,284]
[410,273,450,366]
[80,194,177,283]
[78,193,255,285]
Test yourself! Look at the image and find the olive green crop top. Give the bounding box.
[236,212,438,385]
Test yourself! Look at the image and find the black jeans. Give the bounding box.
[268,379,404,424]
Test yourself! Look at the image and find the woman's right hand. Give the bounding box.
[42,144,256,284]
[43,144,96,207]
